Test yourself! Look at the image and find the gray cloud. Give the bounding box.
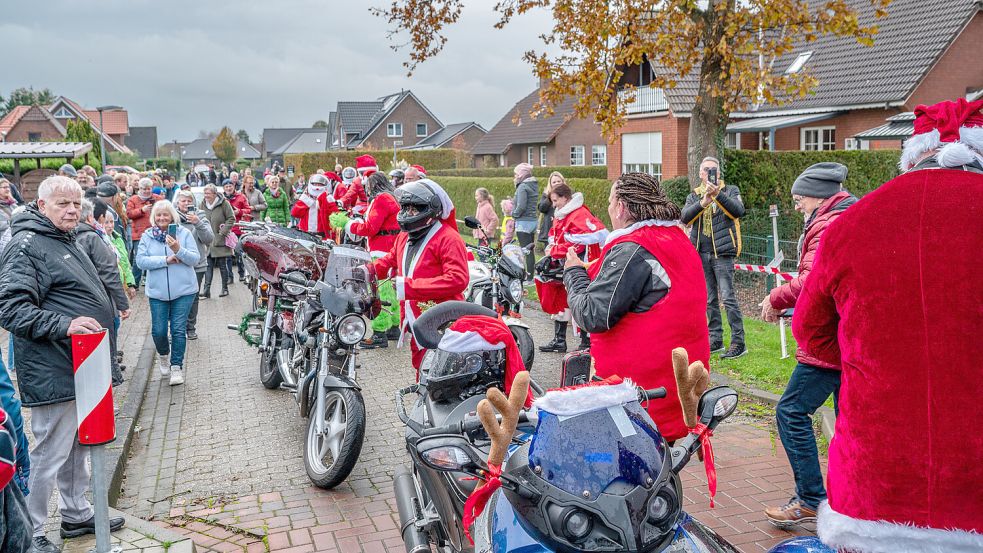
[1,0,554,142]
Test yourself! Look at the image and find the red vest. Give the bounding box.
[588,223,710,441]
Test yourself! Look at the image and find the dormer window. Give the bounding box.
[785,51,813,74]
[53,107,73,118]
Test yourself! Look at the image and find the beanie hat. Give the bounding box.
[355,155,378,176]
[436,316,532,408]
[59,164,78,177]
[96,183,119,198]
[791,162,848,199]
[514,163,533,184]
[901,98,983,171]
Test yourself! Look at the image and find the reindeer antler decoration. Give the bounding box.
[461,371,530,544]
[672,347,719,507]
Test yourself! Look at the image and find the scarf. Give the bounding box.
[693,183,725,240]
[205,197,221,210]
[138,192,152,201]
[149,226,167,243]
[269,187,282,198]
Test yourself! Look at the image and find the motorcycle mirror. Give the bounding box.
[418,436,485,473]
[463,216,481,229]
[697,386,739,430]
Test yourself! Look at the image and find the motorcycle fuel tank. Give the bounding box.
[240,228,330,285]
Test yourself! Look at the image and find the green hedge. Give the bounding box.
[0,157,101,177]
[284,149,471,176]
[429,166,607,179]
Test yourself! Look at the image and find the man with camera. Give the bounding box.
[681,156,747,359]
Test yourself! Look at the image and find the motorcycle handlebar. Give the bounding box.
[639,387,667,401]
[420,411,531,438]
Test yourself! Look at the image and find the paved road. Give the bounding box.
[118,283,817,552]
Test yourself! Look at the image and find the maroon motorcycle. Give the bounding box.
[235,221,381,488]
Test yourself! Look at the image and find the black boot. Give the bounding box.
[386,326,401,341]
[539,321,568,353]
[219,284,229,297]
[577,332,591,351]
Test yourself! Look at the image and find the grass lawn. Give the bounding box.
[714,318,798,396]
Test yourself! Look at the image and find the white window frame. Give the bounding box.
[540,145,547,166]
[801,126,836,151]
[725,132,742,150]
[785,51,813,74]
[416,123,427,137]
[591,145,607,166]
[498,154,506,167]
[53,107,73,118]
[527,146,535,165]
[387,123,403,138]
[622,163,662,180]
[570,145,585,166]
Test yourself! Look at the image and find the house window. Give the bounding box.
[621,132,663,178]
[591,145,607,166]
[725,133,741,150]
[570,145,585,166]
[416,123,427,137]
[844,137,869,151]
[540,146,547,166]
[801,127,836,151]
[28,132,42,142]
[53,107,73,118]
[499,154,506,167]
[387,123,402,137]
[527,146,535,165]
[759,133,771,151]
[785,51,813,74]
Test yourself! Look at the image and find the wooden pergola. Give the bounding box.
[0,142,93,185]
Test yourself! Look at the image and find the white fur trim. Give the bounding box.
[533,379,637,416]
[416,178,454,220]
[357,165,379,175]
[554,192,584,220]
[604,219,679,246]
[438,329,506,353]
[395,276,405,301]
[345,218,362,240]
[818,501,983,553]
[299,194,315,207]
[901,127,983,171]
[565,229,609,245]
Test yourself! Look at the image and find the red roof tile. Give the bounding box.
[83,109,129,135]
[0,105,30,135]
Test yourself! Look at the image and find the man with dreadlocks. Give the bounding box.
[564,172,710,442]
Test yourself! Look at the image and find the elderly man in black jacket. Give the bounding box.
[0,176,124,553]
[681,156,747,359]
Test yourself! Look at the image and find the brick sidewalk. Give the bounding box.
[117,283,819,552]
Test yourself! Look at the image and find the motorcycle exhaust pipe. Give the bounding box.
[393,467,430,553]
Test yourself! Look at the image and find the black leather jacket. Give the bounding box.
[680,183,745,258]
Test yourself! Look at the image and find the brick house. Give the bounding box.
[471,88,608,168]
[607,0,983,180]
[402,122,487,151]
[0,105,66,143]
[331,91,444,151]
[48,96,130,153]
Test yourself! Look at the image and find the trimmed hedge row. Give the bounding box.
[429,166,607,179]
[0,157,101,177]
[284,149,470,176]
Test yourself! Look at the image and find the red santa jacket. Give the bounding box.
[548,193,605,261]
[290,193,338,235]
[340,178,368,214]
[768,191,855,369]
[794,168,983,551]
[588,222,709,442]
[332,182,348,201]
[346,193,401,257]
[226,192,252,235]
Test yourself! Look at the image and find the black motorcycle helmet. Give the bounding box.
[389,169,405,187]
[396,181,442,237]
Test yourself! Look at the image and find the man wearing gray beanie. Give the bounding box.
[761,161,857,527]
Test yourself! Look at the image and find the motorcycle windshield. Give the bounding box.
[528,401,665,498]
[318,246,378,316]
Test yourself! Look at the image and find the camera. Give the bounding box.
[707,167,718,185]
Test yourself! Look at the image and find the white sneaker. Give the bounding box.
[169,366,184,386]
[157,357,170,376]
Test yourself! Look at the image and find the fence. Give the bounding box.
[733,234,799,316]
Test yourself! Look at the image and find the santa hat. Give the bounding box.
[411,164,427,176]
[356,155,378,176]
[324,171,341,183]
[901,98,983,171]
[533,376,636,417]
[417,178,458,231]
[437,316,532,408]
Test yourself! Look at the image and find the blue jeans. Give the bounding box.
[776,362,841,510]
[0,346,30,495]
[701,253,745,346]
[149,294,196,368]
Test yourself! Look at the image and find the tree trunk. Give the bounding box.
[686,65,729,190]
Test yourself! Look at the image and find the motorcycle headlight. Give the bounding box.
[281,272,307,296]
[507,279,523,302]
[336,314,367,345]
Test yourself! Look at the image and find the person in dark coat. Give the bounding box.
[0,176,125,553]
[680,156,747,359]
[199,184,235,298]
[1,405,32,553]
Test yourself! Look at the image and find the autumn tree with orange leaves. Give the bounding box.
[374,0,889,185]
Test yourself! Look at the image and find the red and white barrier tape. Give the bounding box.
[733,264,797,282]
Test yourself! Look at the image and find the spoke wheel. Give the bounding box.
[259,329,283,389]
[304,388,365,489]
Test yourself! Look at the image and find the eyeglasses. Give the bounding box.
[792,196,805,205]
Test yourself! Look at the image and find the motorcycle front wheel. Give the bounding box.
[511,326,535,371]
[259,329,283,389]
[304,387,366,489]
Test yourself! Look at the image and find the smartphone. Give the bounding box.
[707,167,718,185]
[187,205,196,213]
[167,223,177,238]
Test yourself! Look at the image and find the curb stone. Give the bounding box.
[108,332,156,506]
[59,507,196,553]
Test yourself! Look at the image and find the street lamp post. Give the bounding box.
[96,105,122,172]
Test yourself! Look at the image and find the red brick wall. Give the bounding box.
[907,13,983,108]
[5,119,63,142]
[551,116,606,169]
[606,113,688,180]
[771,108,902,150]
[362,97,443,150]
[452,127,487,152]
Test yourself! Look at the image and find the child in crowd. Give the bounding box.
[500,197,515,246]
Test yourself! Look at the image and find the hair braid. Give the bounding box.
[613,172,681,222]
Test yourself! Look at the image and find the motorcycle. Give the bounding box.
[236,222,382,489]
[462,216,535,371]
[393,301,751,553]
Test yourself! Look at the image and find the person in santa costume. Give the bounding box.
[336,167,355,201]
[793,98,983,552]
[404,165,426,183]
[564,172,709,443]
[290,174,338,237]
[535,182,606,353]
[340,156,373,214]
[341,171,402,348]
[370,178,468,372]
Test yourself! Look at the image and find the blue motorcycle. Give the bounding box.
[394,301,832,553]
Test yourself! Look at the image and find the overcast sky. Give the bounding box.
[1,0,555,143]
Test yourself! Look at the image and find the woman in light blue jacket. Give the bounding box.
[136,200,200,386]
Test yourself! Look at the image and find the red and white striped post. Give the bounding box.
[71,330,117,553]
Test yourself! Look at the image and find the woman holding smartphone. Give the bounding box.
[136,200,201,386]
